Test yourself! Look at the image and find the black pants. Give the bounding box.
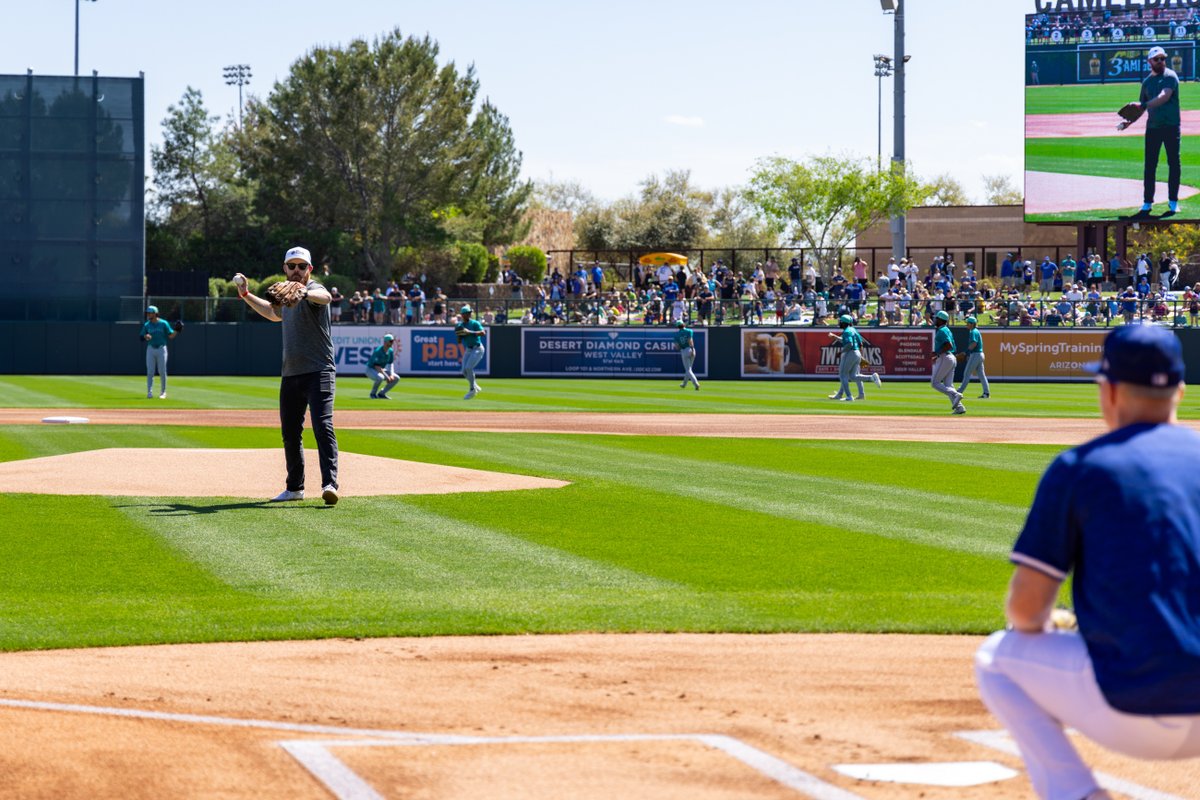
[280,370,338,492]
[1144,125,1181,204]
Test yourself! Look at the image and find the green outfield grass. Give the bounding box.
[1025,83,1200,115]
[0,423,1050,651]
[1026,134,1200,221]
[7,376,1184,652]
[3,375,1195,418]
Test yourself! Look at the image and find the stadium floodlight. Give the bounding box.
[223,64,252,126]
[880,0,898,12]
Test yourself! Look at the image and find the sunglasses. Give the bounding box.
[284,261,309,269]
[1151,56,1167,62]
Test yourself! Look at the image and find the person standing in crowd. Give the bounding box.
[366,333,400,399]
[329,286,343,324]
[408,283,426,324]
[958,315,990,399]
[975,325,1200,800]
[234,246,339,506]
[674,319,700,390]
[140,305,176,399]
[828,314,880,402]
[931,310,965,414]
[456,304,487,400]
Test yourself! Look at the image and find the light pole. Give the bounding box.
[223,64,252,125]
[75,0,97,77]
[873,55,893,171]
[881,0,907,262]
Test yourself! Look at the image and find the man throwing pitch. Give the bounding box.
[1119,45,1182,219]
[975,325,1200,800]
[234,247,339,505]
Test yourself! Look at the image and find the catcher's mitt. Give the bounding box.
[266,281,308,307]
[1117,102,1144,124]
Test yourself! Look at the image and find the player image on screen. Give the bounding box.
[1025,8,1200,223]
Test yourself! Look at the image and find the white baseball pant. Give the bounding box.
[146,346,167,395]
[959,352,990,395]
[976,629,1200,800]
[930,353,961,407]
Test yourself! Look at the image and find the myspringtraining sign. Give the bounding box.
[1034,0,1200,9]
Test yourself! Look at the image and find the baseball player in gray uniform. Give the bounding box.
[958,315,990,398]
[675,320,700,390]
[931,310,965,414]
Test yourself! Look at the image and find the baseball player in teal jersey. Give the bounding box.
[931,310,965,414]
[365,333,400,399]
[140,305,176,399]
[828,315,881,401]
[958,315,990,398]
[455,305,486,400]
[675,320,699,390]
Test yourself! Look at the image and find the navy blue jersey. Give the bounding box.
[1012,422,1200,714]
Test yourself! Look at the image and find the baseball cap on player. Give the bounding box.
[935,310,949,322]
[838,314,852,325]
[1085,324,1184,387]
[460,304,472,314]
[146,305,158,314]
[383,333,394,341]
[965,315,978,324]
[675,320,685,327]
[1148,45,1167,60]
[283,246,312,265]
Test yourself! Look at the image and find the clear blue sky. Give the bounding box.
[5,0,1027,203]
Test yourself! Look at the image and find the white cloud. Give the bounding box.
[663,114,704,128]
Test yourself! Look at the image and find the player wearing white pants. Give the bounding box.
[140,305,176,399]
[674,320,700,390]
[455,304,487,400]
[930,311,964,414]
[828,315,879,401]
[958,315,990,398]
[975,325,1200,800]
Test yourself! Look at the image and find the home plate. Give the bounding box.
[832,761,1018,787]
[41,416,90,424]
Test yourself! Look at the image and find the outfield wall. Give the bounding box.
[2,322,1199,384]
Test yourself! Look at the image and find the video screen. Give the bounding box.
[1025,8,1200,222]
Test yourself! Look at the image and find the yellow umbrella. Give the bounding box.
[637,252,689,266]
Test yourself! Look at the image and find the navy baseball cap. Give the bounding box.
[1085,324,1184,387]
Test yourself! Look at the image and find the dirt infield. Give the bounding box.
[4,408,1199,798]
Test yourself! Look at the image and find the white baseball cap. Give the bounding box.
[1148,46,1167,60]
[284,246,312,264]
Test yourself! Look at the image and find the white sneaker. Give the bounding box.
[872,372,881,387]
[464,390,476,400]
[159,392,167,399]
[473,383,482,393]
[321,485,339,506]
[270,489,304,502]
[828,394,842,400]
[842,396,854,402]
[952,404,967,415]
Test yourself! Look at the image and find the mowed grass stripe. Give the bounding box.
[5,375,1193,418]
[131,494,683,596]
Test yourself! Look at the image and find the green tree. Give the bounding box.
[745,155,927,274]
[465,101,533,248]
[532,178,597,214]
[615,170,712,250]
[923,173,971,207]
[151,87,252,239]
[505,245,547,282]
[706,187,777,249]
[240,30,501,284]
[982,173,1023,205]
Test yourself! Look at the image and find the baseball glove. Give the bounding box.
[860,359,870,370]
[1117,102,1144,124]
[266,281,308,307]
[173,319,184,331]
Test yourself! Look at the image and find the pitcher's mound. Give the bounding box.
[0,448,568,498]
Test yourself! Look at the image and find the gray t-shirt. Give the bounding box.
[1142,68,1180,128]
[280,279,335,377]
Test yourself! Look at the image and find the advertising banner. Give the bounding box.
[988,330,1106,380]
[521,328,708,377]
[331,326,488,377]
[740,328,932,378]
